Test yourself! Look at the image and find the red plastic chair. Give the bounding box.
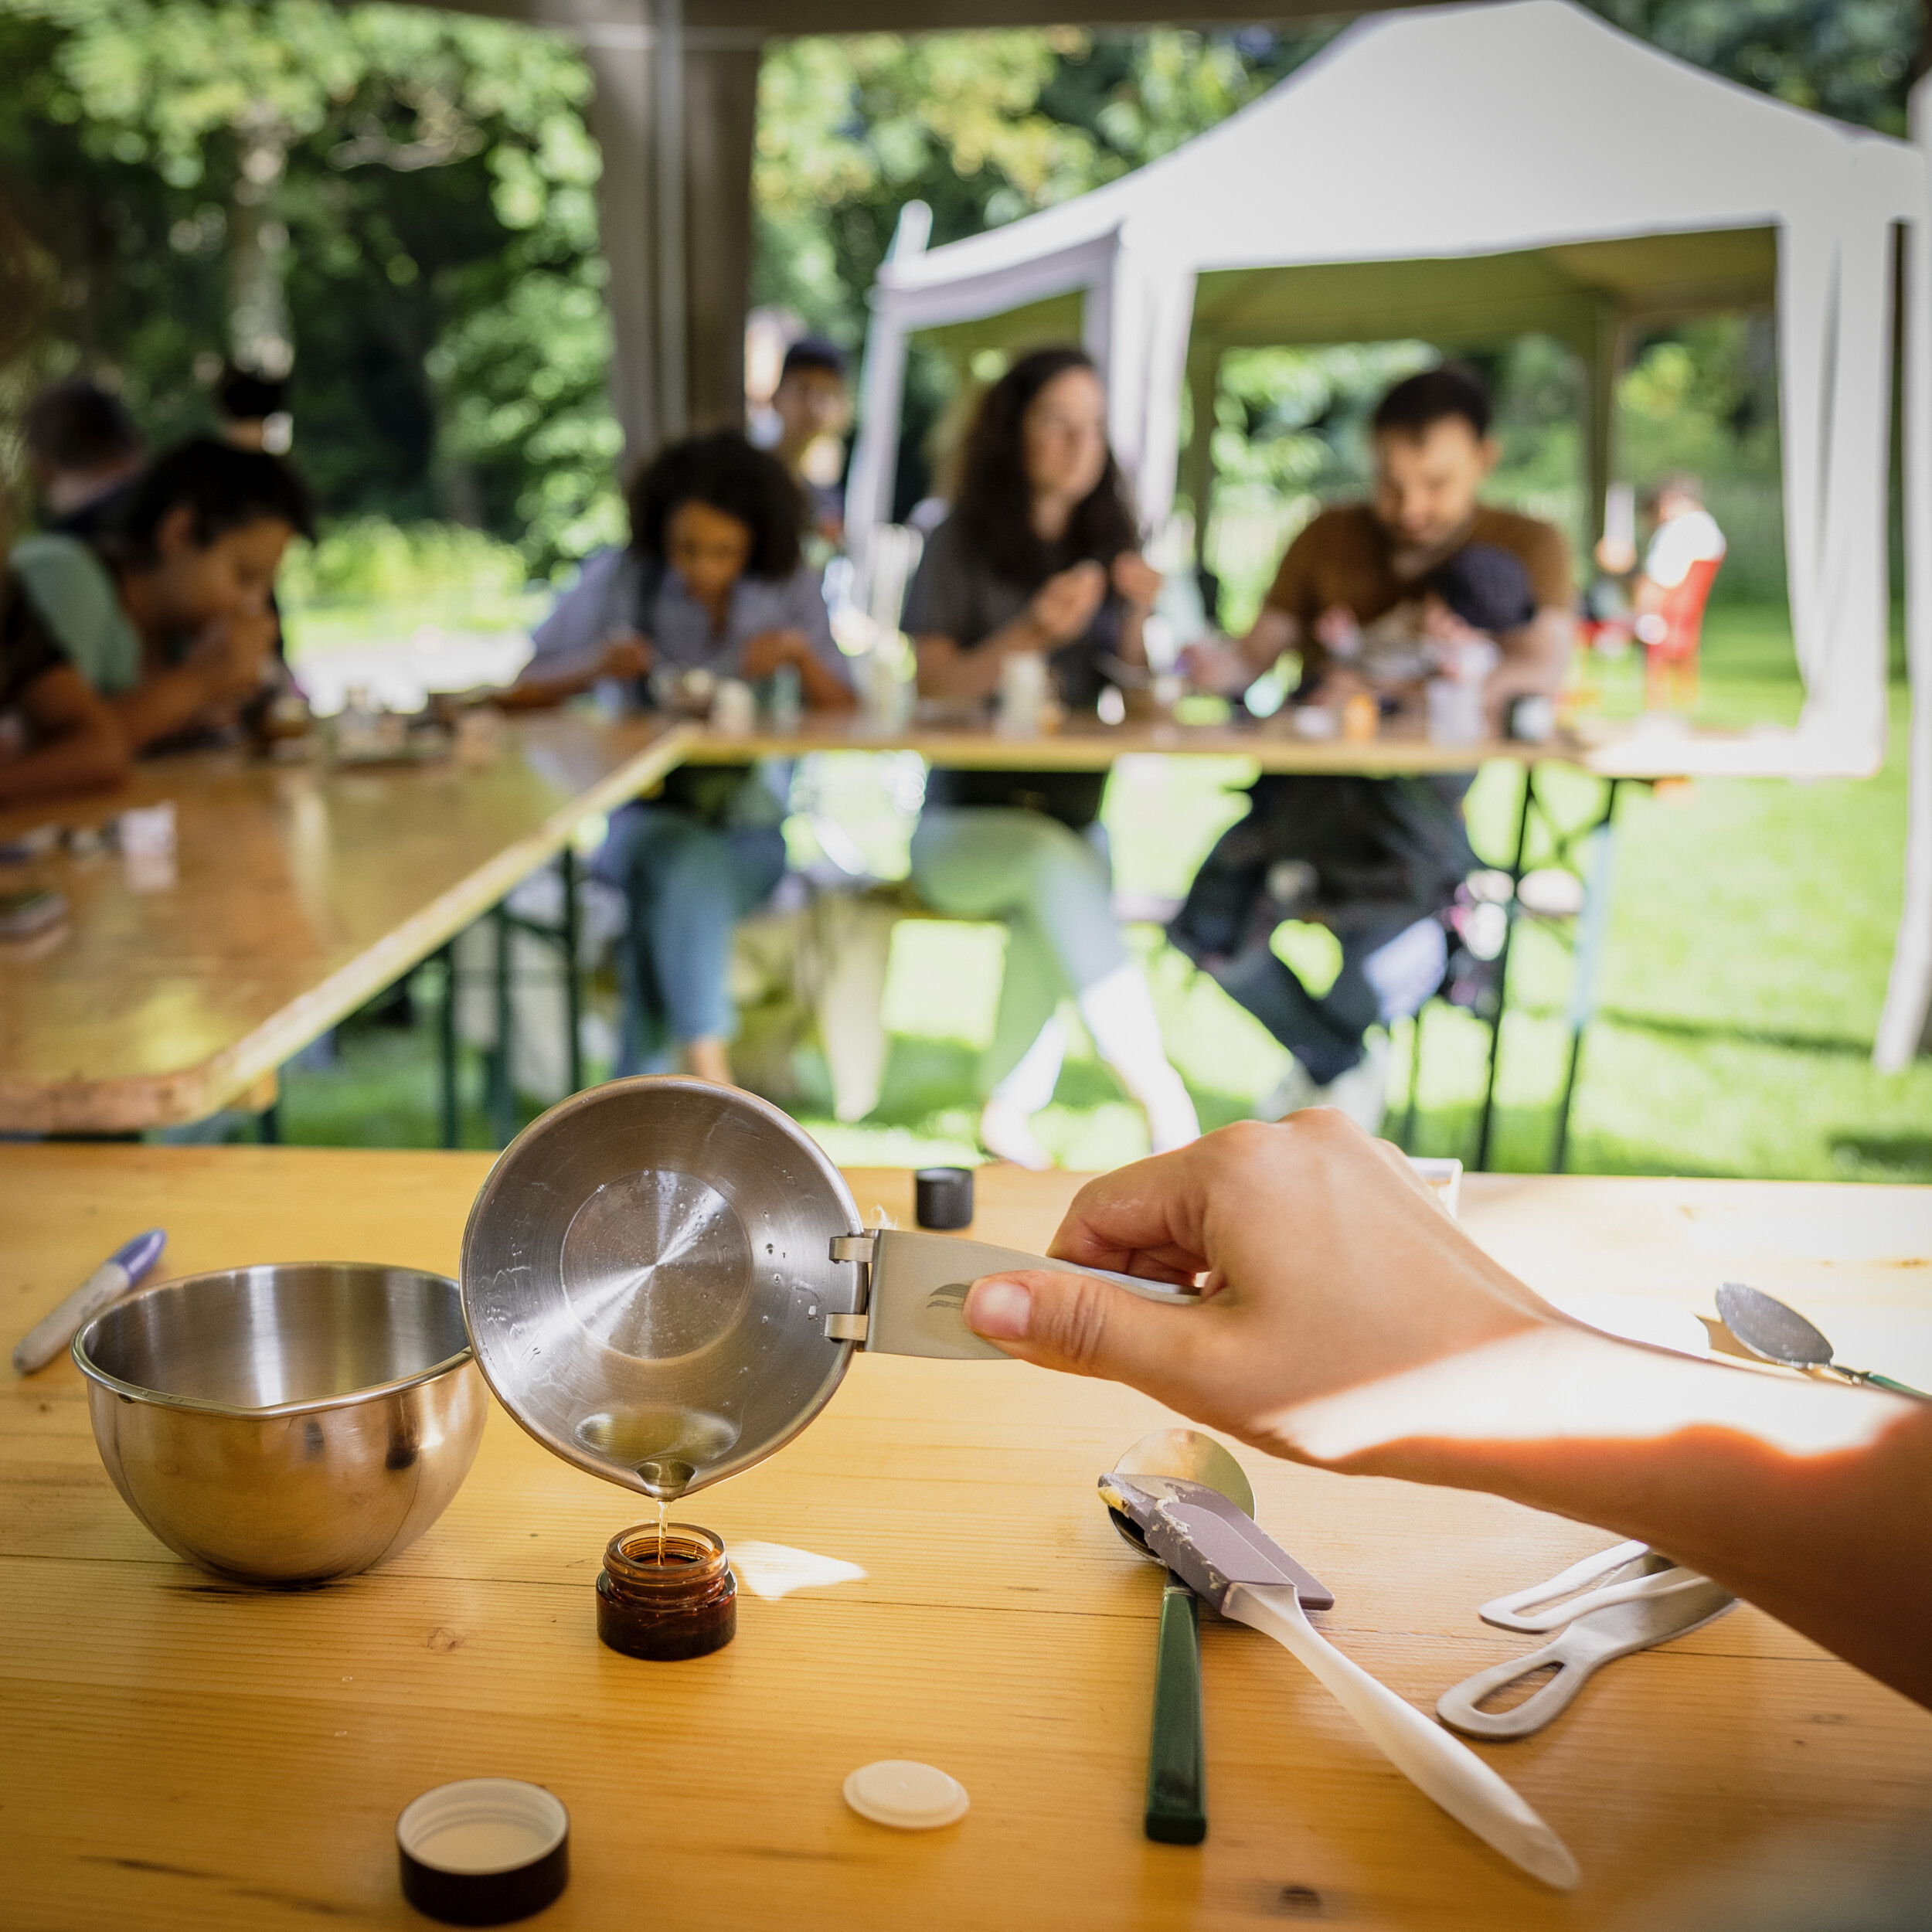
[1638,553,1722,711]
[1578,553,1722,710]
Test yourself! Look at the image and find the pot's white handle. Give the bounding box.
[1226,1582,1580,1891]
[849,1229,1199,1360]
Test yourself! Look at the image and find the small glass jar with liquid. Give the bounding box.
[596,1522,737,1661]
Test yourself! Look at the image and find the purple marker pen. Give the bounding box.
[12,1229,168,1376]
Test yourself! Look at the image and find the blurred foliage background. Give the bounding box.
[0,0,1920,597]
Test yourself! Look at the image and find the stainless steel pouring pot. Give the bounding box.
[461,1077,1194,1500]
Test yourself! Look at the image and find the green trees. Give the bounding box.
[0,0,1920,580]
[1,0,619,569]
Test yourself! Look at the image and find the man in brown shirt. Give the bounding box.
[1189,364,1573,720]
[1171,366,1575,1125]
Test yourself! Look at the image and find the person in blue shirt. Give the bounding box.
[506,432,854,1085]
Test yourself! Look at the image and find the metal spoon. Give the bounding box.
[1107,1429,1255,1845]
[1716,1282,1927,1399]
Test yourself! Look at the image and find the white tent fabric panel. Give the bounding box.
[847,0,1932,1063]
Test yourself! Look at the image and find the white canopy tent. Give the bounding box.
[846,0,1932,1067]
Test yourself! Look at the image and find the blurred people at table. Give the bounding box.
[506,431,853,1085]
[1175,366,1573,1127]
[0,573,128,803]
[903,345,1198,1168]
[22,379,146,539]
[213,363,294,455]
[9,437,312,752]
[764,338,851,553]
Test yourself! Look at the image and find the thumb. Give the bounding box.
[963,1269,1193,1389]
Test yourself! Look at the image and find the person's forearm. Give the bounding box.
[796,650,855,713]
[915,617,1051,702]
[111,667,232,751]
[495,658,603,711]
[1114,607,1150,668]
[1292,1325,1932,1706]
[0,720,129,801]
[1233,607,1300,680]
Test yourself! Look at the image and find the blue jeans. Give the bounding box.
[594,803,787,1074]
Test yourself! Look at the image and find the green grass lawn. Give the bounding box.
[270,602,1932,1181]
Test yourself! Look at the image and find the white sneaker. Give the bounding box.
[1257,1032,1390,1133]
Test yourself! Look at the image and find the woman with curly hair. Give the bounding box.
[903,345,1196,1167]
[510,430,853,1083]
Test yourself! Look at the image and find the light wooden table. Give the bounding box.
[3,1146,1927,1931]
[679,709,1547,773]
[0,716,684,1134]
[675,708,1872,782]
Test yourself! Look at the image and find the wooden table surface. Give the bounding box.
[0,717,684,1133]
[675,709,1870,782]
[3,1145,1927,1931]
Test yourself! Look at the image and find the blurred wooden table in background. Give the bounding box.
[0,716,682,1134]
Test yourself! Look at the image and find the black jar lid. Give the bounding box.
[914,1166,975,1231]
[397,1778,570,1926]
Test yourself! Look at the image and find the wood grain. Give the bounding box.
[2,1148,1927,1930]
[0,716,684,1132]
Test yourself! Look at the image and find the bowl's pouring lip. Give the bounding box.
[70,1264,474,1418]
[457,1074,866,1495]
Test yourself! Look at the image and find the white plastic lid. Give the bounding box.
[843,1760,970,1831]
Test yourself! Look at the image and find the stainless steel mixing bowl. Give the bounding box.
[73,1263,486,1586]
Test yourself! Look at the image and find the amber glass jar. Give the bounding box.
[596,1523,737,1661]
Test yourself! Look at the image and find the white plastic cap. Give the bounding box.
[842,1760,970,1831]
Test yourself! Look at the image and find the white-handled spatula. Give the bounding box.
[1100,1471,1580,1890]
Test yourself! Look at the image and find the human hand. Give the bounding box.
[961,1114,1556,1469]
[600,632,654,682]
[736,628,808,682]
[1312,604,1362,658]
[1594,535,1638,577]
[1111,550,1162,613]
[185,611,277,702]
[1028,560,1107,644]
[1178,635,1253,696]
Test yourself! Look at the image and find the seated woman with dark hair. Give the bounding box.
[507,430,854,1085]
[904,345,1197,1168]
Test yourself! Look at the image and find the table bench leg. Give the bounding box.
[435,941,460,1150]
[1474,765,1536,1172]
[1551,779,1622,1174]
[490,906,515,1150]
